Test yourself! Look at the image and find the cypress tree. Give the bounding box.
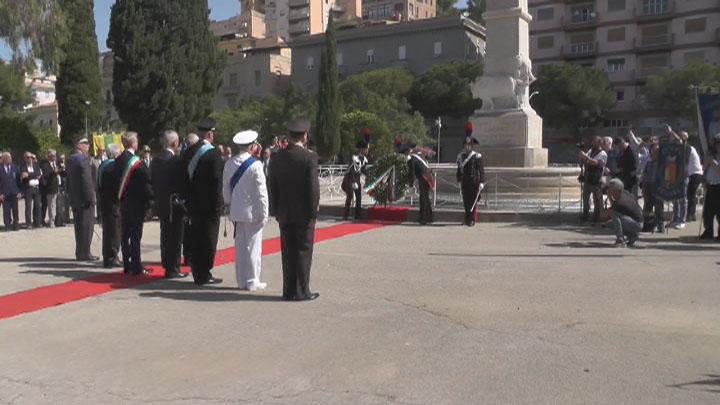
[55,0,102,144]
[315,13,341,160]
[108,0,225,144]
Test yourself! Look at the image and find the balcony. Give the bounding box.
[288,0,309,8]
[636,67,669,80]
[635,0,674,22]
[288,22,310,35]
[605,69,635,84]
[634,33,674,53]
[288,8,309,21]
[562,42,597,60]
[562,12,598,31]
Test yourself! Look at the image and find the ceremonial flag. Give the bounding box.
[92,132,124,156]
[697,92,720,154]
[654,143,687,201]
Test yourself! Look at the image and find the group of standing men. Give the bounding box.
[68,117,320,301]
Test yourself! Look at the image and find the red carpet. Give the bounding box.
[0,222,384,320]
[366,206,410,223]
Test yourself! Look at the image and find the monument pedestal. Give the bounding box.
[470,107,548,168]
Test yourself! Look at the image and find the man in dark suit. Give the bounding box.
[269,119,320,301]
[98,144,122,268]
[151,130,188,279]
[40,149,60,227]
[114,132,153,276]
[403,144,434,225]
[19,151,43,229]
[67,138,98,261]
[0,152,21,231]
[182,118,225,285]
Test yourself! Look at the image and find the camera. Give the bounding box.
[576,143,587,150]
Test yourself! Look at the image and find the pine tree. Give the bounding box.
[55,0,102,144]
[108,0,225,144]
[314,13,341,160]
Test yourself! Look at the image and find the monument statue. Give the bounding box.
[468,0,548,167]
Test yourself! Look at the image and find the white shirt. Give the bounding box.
[587,149,608,167]
[686,145,703,176]
[222,152,269,224]
[165,148,175,156]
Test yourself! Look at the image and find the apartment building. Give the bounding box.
[210,11,267,40]
[23,70,60,136]
[362,0,437,22]
[529,0,720,130]
[265,0,342,41]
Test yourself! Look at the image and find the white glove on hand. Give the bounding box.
[479,183,485,191]
[352,182,359,190]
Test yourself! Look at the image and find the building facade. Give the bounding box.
[23,70,60,136]
[210,11,267,40]
[290,16,485,91]
[529,0,720,133]
[362,0,436,22]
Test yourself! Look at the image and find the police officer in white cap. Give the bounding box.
[222,130,269,291]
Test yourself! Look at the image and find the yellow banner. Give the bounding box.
[92,132,124,157]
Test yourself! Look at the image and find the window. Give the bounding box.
[254,70,261,86]
[434,41,442,56]
[306,56,314,70]
[607,27,625,42]
[685,17,706,34]
[537,7,554,21]
[337,52,343,66]
[607,58,625,72]
[367,49,375,63]
[608,0,625,12]
[49,119,53,127]
[616,91,625,101]
[604,119,628,128]
[229,73,238,87]
[640,23,669,46]
[537,36,554,49]
[570,5,596,23]
[398,45,406,60]
[684,50,705,65]
[642,0,668,15]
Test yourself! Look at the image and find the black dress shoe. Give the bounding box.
[78,255,99,262]
[104,259,122,268]
[165,270,189,279]
[699,231,714,240]
[195,277,223,285]
[295,292,320,301]
[468,220,475,227]
[131,268,152,276]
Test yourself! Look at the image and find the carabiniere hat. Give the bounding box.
[287,118,310,134]
[463,137,479,145]
[197,117,217,132]
[233,130,259,145]
[356,140,369,149]
[75,137,90,145]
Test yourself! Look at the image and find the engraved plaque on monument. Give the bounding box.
[469,0,548,167]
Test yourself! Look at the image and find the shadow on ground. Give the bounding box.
[669,374,720,394]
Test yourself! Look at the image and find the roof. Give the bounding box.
[290,16,486,48]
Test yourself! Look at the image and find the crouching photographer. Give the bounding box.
[600,178,643,247]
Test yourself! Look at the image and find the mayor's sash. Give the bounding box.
[118,156,142,200]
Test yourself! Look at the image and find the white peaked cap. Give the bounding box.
[233,130,259,145]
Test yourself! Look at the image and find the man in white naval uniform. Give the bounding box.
[222,130,269,291]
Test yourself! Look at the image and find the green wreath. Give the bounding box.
[367,153,410,206]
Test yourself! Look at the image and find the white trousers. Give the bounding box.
[234,222,264,288]
[46,193,57,227]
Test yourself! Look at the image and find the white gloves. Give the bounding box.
[479,183,485,191]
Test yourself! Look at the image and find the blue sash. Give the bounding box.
[188,143,214,180]
[230,157,257,193]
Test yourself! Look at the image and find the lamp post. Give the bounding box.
[435,117,442,163]
[84,100,91,138]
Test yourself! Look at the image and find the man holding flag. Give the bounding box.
[114,132,153,275]
[223,130,269,291]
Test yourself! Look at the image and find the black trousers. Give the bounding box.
[280,222,315,300]
[182,221,192,265]
[72,205,95,260]
[102,208,120,263]
[582,183,603,221]
[418,181,432,223]
[343,186,362,219]
[2,195,19,229]
[687,174,703,218]
[160,211,184,273]
[703,184,720,235]
[189,214,220,283]
[461,180,480,224]
[23,187,41,227]
[120,208,145,273]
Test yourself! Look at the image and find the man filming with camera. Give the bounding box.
[578,136,607,223]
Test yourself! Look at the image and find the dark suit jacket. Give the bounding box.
[268,143,320,225]
[98,160,119,216]
[618,146,638,190]
[19,162,42,192]
[0,164,21,197]
[113,150,153,216]
[182,141,225,218]
[151,150,185,219]
[40,159,60,194]
[67,152,96,209]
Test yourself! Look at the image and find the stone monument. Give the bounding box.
[470,0,548,168]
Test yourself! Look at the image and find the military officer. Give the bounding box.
[402,144,434,225]
[223,130,269,291]
[269,119,320,301]
[67,138,98,261]
[151,130,189,279]
[114,132,153,275]
[456,137,485,226]
[342,140,370,220]
[98,144,122,268]
[183,118,225,285]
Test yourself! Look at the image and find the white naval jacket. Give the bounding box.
[222,152,269,224]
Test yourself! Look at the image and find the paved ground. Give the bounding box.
[1,217,719,404]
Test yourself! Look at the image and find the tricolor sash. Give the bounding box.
[118,156,142,200]
[230,157,257,193]
[97,158,115,189]
[188,143,214,180]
